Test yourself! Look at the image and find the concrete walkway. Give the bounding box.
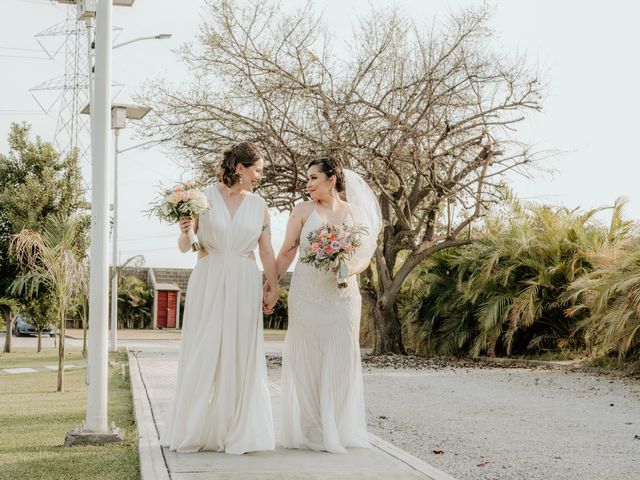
[128,349,456,480]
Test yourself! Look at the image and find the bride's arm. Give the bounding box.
[177,217,197,253]
[258,207,278,310]
[275,203,306,278]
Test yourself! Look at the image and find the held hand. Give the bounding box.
[265,283,279,314]
[179,216,195,234]
[262,282,278,314]
[262,281,272,314]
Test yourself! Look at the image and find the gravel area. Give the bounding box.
[363,361,640,480]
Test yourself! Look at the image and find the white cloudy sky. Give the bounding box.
[1,0,639,268]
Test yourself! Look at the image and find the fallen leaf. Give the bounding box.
[634,434,640,440]
[476,462,489,467]
[432,450,444,455]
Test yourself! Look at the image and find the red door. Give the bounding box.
[157,291,168,328]
[166,291,177,328]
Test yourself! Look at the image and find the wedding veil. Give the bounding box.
[344,169,382,274]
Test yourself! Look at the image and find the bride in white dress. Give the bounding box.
[161,142,279,454]
[273,157,382,453]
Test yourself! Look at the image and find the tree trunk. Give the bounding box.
[372,299,406,355]
[3,312,14,353]
[37,331,42,353]
[57,311,65,392]
[82,309,87,358]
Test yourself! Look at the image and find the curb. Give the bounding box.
[369,435,457,480]
[127,348,170,480]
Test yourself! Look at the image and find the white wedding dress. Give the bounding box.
[280,205,370,453]
[161,184,274,454]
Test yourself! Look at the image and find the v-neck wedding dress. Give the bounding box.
[161,184,274,454]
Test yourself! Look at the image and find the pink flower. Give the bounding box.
[324,246,333,254]
[312,242,321,251]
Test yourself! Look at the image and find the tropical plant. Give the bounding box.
[70,261,89,357]
[403,197,633,358]
[116,275,152,329]
[10,214,86,392]
[564,240,640,360]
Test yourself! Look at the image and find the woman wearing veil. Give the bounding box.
[272,156,382,453]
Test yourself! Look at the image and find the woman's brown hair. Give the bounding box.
[219,142,262,187]
[307,156,345,192]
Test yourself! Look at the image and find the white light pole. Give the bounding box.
[59,0,167,445]
[60,0,134,446]
[82,104,151,353]
[85,0,114,435]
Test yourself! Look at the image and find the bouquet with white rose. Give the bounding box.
[300,223,365,288]
[147,182,210,251]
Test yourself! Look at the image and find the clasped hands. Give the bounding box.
[262,281,279,315]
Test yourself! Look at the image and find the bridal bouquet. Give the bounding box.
[300,224,365,288]
[147,182,210,251]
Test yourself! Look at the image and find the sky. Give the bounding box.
[1,0,639,269]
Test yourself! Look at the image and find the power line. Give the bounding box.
[9,0,56,5]
[0,53,51,60]
[0,111,49,115]
[0,45,46,53]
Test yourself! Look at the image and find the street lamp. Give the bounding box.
[81,103,151,354]
[113,33,172,49]
[61,0,134,447]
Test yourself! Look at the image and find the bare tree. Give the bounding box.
[137,0,543,354]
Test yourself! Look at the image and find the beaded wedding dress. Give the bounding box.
[280,206,370,453]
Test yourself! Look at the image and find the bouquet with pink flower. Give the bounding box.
[300,223,365,288]
[147,182,210,251]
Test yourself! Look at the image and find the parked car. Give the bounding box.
[13,315,56,337]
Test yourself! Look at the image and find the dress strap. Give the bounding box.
[302,203,319,228]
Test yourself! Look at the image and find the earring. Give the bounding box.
[239,176,244,184]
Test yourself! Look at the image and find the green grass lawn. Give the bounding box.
[0,350,139,480]
[0,347,86,369]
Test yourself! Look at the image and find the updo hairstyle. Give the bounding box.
[307,156,345,193]
[219,141,262,187]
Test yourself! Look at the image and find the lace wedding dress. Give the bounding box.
[280,206,370,453]
[161,184,274,454]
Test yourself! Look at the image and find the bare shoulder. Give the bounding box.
[292,200,314,220]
